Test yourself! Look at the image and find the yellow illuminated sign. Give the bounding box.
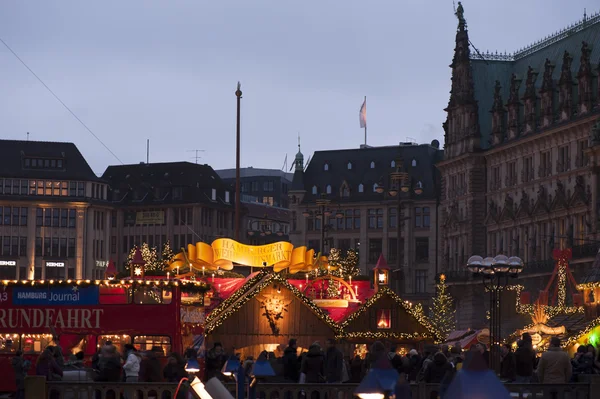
[169,238,331,274]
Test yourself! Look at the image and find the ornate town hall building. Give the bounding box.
[439,7,600,330]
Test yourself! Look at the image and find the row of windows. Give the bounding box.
[93,239,105,259]
[35,237,76,258]
[174,208,193,226]
[305,207,430,230]
[36,209,77,228]
[1,236,27,256]
[0,333,171,358]
[368,237,429,264]
[312,181,423,196]
[24,157,64,169]
[93,211,105,230]
[0,207,28,226]
[322,159,419,171]
[0,179,85,197]
[241,181,288,194]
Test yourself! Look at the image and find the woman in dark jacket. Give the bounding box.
[140,351,163,382]
[163,353,187,382]
[300,344,325,383]
[425,353,453,399]
[36,347,63,381]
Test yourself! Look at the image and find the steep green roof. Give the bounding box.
[471,13,600,148]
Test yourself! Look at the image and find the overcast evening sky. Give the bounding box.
[0,1,597,175]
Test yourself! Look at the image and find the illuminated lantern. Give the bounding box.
[373,253,389,290]
[105,260,117,280]
[130,248,145,279]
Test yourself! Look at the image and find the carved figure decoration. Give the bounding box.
[488,200,498,222]
[507,74,522,136]
[455,2,465,26]
[558,51,573,119]
[578,42,593,112]
[508,73,522,104]
[540,59,555,126]
[257,292,292,336]
[591,119,600,146]
[491,81,505,143]
[555,179,567,207]
[523,67,538,132]
[519,190,530,216]
[536,185,549,213]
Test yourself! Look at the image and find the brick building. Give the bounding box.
[438,7,600,331]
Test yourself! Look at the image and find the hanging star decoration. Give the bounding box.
[71,286,78,293]
[134,267,143,276]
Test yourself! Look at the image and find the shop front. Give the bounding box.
[0,259,18,280]
[44,259,67,279]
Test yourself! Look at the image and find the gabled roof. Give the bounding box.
[204,270,341,334]
[301,144,443,204]
[340,286,439,341]
[0,139,100,181]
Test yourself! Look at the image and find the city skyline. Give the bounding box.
[1,1,597,174]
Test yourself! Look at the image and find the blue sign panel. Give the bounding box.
[12,286,99,306]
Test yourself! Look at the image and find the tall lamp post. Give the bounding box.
[375,159,423,294]
[466,254,524,373]
[302,193,332,255]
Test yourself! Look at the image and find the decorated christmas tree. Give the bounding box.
[141,243,162,272]
[340,249,360,277]
[429,274,456,340]
[161,240,176,269]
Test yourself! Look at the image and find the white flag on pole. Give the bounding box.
[359,98,367,128]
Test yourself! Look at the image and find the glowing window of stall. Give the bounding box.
[377,309,392,329]
[134,335,171,356]
[0,333,20,354]
[22,334,53,354]
[98,335,131,353]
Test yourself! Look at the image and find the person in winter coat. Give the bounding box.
[407,349,422,382]
[537,337,572,384]
[350,355,364,383]
[36,346,63,381]
[514,339,536,383]
[282,339,299,382]
[324,338,343,383]
[388,345,404,374]
[500,344,517,382]
[205,342,226,381]
[97,345,122,382]
[140,350,162,382]
[424,352,453,384]
[300,343,325,383]
[164,353,187,382]
[572,345,595,381]
[123,344,142,383]
[11,351,29,399]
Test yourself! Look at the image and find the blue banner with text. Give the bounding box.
[12,286,99,306]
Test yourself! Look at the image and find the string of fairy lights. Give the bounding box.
[0,278,211,293]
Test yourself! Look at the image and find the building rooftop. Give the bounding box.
[299,142,443,204]
[102,161,232,206]
[216,167,293,181]
[0,139,100,181]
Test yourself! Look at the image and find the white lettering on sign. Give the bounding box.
[0,292,7,303]
[95,260,108,268]
[0,260,16,266]
[181,307,205,325]
[0,308,104,329]
[46,262,65,268]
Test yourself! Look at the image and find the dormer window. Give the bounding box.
[324,163,329,171]
[342,187,349,197]
[358,184,364,193]
[312,186,318,195]
[370,161,375,169]
[225,191,230,203]
[390,160,396,168]
[347,162,352,170]
[24,157,65,170]
[211,188,217,201]
[412,158,417,167]
[326,185,332,194]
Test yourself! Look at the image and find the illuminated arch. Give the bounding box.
[303,276,358,301]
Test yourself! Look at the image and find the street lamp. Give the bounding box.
[466,254,524,373]
[376,159,422,295]
[302,193,332,255]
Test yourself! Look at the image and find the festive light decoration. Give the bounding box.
[519,303,566,336]
[339,331,432,341]
[328,248,360,278]
[204,270,342,335]
[257,291,292,336]
[429,274,456,341]
[0,278,210,293]
[562,317,600,349]
[340,286,439,341]
[161,241,176,270]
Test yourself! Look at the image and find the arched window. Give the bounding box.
[412,159,417,167]
[312,186,317,195]
[342,187,350,197]
[347,162,352,170]
[358,184,364,193]
[373,183,378,192]
[390,160,396,168]
[370,161,375,169]
[324,163,329,171]
[326,185,332,194]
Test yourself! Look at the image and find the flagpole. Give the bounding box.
[364,96,367,145]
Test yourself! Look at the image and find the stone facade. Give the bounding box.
[438,8,600,330]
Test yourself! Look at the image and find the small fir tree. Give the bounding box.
[429,274,456,340]
[161,240,176,269]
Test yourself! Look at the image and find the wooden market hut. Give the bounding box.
[204,271,341,358]
[339,286,438,353]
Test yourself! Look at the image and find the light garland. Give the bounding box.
[340,286,439,342]
[557,255,567,308]
[338,332,432,341]
[562,317,600,349]
[204,271,342,335]
[0,278,210,293]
